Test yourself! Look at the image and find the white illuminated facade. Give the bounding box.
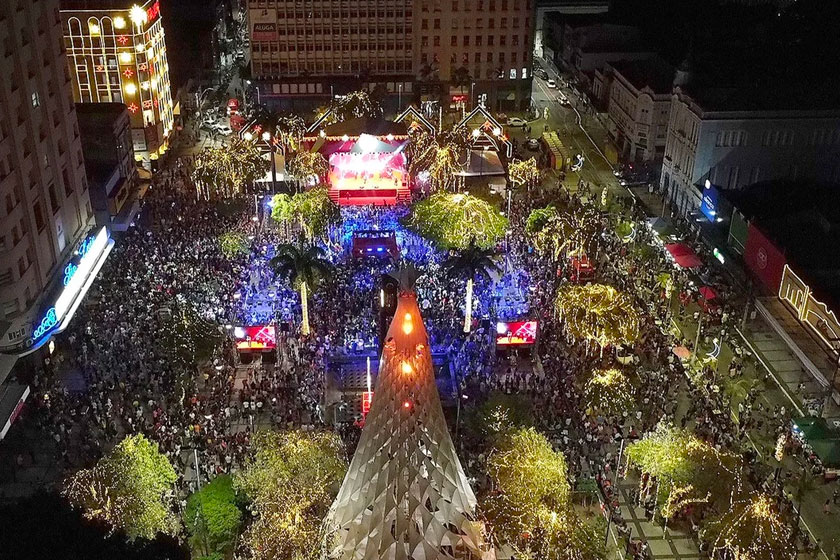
[61,1,174,159]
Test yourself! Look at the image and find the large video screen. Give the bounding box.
[234,325,276,351]
[496,321,538,346]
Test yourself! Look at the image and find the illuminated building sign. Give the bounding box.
[361,392,374,416]
[779,265,840,357]
[234,326,277,351]
[146,1,161,23]
[54,227,109,324]
[700,180,720,222]
[496,321,538,346]
[33,308,58,340]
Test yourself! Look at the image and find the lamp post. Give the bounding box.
[471,81,475,109]
[263,131,277,195]
[194,86,214,123]
[398,83,403,110]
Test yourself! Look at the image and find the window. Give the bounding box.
[34,200,45,230]
[509,68,517,79]
[48,184,59,214]
[451,35,457,46]
[463,36,469,46]
[31,91,40,107]
[433,19,440,29]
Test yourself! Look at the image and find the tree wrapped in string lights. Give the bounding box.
[63,434,178,541]
[288,151,330,188]
[528,205,600,261]
[554,284,640,349]
[508,158,541,190]
[270,186,340,242]
[234,430,346,560]
[322,90,384,124]
[218,231,250,259]
[701,494,796,560]
[625,424,744,521]
[406,129,469,191]
[192,138,268,199]
[484,427,606,560]
[583,368,635,418]
[410,192,507,250]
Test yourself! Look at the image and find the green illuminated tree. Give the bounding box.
[270,244,333,336]
[288,151,329,188]
[484,427,606,560]
[192,138,269,199]
[184,474,242,557]
[701,493,796,560]
[233,430,347,560]
[525,205,559,234]
[63,434,178,541]
[508,158,541,190]
[270,186,340,242]
[409,192,508,250]
[218,231,250,259]
[583,368,635,418]
[443,239,501,332]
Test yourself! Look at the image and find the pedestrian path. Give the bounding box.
[614,480,703,560]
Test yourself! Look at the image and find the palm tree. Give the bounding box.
[270,244,333,336]
[443,240,501,333]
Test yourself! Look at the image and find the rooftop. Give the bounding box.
[611,57,675,94]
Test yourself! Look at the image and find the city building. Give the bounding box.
[534,0,609,60]
[245,0,535,112]
[0,0,111,436]
[75,103,145,232]
[597,57,676,162]
[557,22,653,77]
[59,0,175,161]
[660,87,840,216]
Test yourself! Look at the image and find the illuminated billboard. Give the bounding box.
[496,321,538,346]
[234,325,276,351]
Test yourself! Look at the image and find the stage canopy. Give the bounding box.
[665,243,702,268]
[322,117,408,139]
[456,150,505,177]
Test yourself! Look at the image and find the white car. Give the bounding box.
[547,79,557,88]
[506,117,527,127]
[216,125,233,136]
[558,94,570,106]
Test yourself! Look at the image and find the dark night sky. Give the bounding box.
[160,0,217,90]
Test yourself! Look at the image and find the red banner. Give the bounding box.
[744,224,786,294]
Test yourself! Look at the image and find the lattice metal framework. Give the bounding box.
[323,291,487,560]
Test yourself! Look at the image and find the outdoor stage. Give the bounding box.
[328,150,410,206]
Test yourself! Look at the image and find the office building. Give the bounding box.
[246,0,535,111]
[661,87,840,216]
[60,0,175,160]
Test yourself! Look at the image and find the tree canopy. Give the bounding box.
[409,193,508,250]
[63,434,178,541]
[554,284,640,348]
[184,475,242,557]
[270,186,340,241]
[192,138,268,199]
[233,430,347,560]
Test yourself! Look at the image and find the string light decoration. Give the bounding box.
[218,231,250,259]
[269,186,340,242]
[583,368,635,418]
[192,138,269,199]
[405,128,470,191]
[321,90,384,125]
[701,493,796,560]
[554,284,640,348]
[234,430,347,560]
[508,157,541,189]
[63,434,178,541]
[484,427,606,560]
[530,206,600,261]
[287,151,329,187]
[409,192,508,250]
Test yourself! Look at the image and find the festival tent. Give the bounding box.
[665,243,703,268]
[647,217,677,238]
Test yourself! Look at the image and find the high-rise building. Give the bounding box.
[0,0,111,377]
[59,0,174,161]
[246,0,535,112]
[324,288,487,558]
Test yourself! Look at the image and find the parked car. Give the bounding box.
[525,138,540,151]
[216,125,233,136]
[547,79,557,88]
[537,70,549,80]
[506,117,527,127]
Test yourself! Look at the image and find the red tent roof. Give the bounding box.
[665,243,702,268]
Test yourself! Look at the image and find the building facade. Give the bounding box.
[246,0,535,112]
[603,58,674,162]
[661,88,840,215]
[60,0,174,160]
[76,103,142,232]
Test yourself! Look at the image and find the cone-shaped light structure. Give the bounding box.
[323,289,486,560]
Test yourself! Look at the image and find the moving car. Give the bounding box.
[547,79,557,88]
[558,93,570,106]
[506,117,527,127]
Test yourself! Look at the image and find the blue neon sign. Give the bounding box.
[33,307,58,340]
[62,263,78,286]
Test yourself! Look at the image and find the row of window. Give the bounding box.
[272,26,410,35]
[253,59,411,76]
[420,0,530,12]
[420,51,523,65]
[420,33,527,47]
[253,42,411,52]
[420,16,524,30]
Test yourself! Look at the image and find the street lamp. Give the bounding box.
[262,131,278,195]
[398,83,403,110]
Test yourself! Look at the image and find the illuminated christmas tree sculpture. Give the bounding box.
[323,284,487,560]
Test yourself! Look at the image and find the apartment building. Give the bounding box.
[0,0,106,361]
[247,0,535,112]
[59,0,175,161]
[661,87,840,216]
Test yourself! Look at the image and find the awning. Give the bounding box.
[792,417,835,441]
[699,286,717,301]
[665,243,702,268]
[673,346,691,359]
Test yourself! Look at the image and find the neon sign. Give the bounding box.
[33,308,58,340]
[62,263,77,286]
[146,1,161,23]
